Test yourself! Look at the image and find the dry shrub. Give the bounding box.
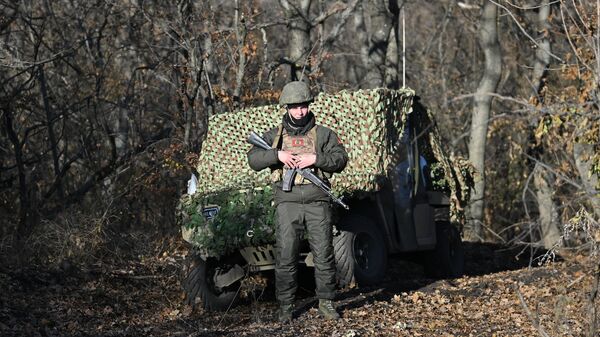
[539,207,600,337]
[541,207,600,264]
[563,208,600,256]
[25,206,116,266]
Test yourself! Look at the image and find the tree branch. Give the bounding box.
[487,0,563,62]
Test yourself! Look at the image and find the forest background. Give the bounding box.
[2,1,600,336]
[0,0,598,289]
[0,0,600,254]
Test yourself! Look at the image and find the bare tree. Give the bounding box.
[466,0,502,241]
[1,0,596,250]
[279,0,312,81]
[565,2,600,221]
[312,0,361,89]
[528,0,562,249]
[232,0,249,108]
[172,0,210,152]
[363,0,396,88]
[0,1,175,238]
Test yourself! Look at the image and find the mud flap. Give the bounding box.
[413,203,436,249]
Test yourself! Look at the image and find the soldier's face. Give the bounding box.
[287,103,309,120]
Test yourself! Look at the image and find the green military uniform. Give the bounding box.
[247,82,348,319]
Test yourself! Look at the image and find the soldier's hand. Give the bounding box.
[296,153,316,169]
[278,150,298,168]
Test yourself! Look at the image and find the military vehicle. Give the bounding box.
[176,88,473,311]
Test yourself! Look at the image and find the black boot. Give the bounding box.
[278,303,293,323]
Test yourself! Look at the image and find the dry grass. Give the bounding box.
[27,211,111,265]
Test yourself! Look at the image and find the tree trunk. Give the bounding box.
[312,0,361,90]
[529,0,561,249]
[114,107,129,157]
[176,0,205,153]
[533,164,561,248]
[466,1,502,241]
[232,0,247,108]
[574,143,600,219]
[280,0,312,81]
[3,108,31,240]
[364,0,394,88]
[39,66,64,198]
[197,36,214,150]
[384,4,399,89]
[353,1,369,86]
[531,0,551,98]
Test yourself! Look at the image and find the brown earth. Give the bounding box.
[1,233,597,337]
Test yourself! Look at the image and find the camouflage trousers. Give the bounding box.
[275,201,336,305]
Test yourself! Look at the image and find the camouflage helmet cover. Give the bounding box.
[279,81,314,105]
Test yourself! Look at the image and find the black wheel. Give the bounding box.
[333,230,354,287]
[424,221,464,279]
[182,252,243,311]
[334,214,388,287]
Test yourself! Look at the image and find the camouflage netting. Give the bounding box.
[411,102,476,225]
[194,88,416,195]
[177,88,474,257]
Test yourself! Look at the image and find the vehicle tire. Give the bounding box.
[333,230,354,287]
[424,221,464,279]
[334,214,388,287]
[181,252,243,311]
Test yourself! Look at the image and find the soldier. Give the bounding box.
[247,81,348,322]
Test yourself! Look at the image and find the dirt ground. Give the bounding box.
[1,232,597,337]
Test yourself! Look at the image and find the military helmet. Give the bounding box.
[279,81,313,105]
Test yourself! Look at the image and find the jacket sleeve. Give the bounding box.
[314,127,348,173]
[247,127,280,171]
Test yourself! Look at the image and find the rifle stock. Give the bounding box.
[248,131,271,151]
[247,131,349,210]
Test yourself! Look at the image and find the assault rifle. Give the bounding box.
[248,131,349,210]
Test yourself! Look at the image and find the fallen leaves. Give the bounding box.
[1,239,596,337]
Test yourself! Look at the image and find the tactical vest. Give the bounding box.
[270,125,325,184]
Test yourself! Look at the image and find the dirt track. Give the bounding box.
[1,236,596,337]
